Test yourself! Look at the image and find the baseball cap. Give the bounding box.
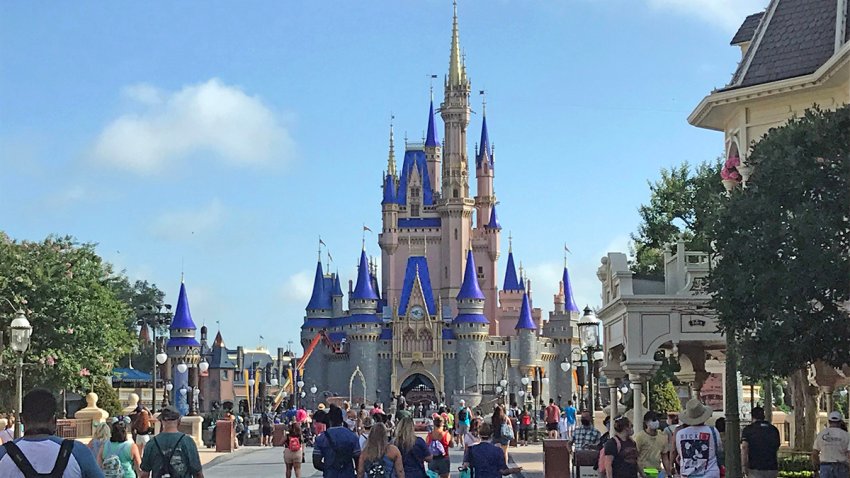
[159,406,181,421]
[829,411,844,422]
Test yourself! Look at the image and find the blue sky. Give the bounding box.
[0,0,768,352]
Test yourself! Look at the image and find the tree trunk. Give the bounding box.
[790,369,808,450]
[725,335,742,478]
[804,385,820,449]
[764,378,773,423]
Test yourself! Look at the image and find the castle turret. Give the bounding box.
[453,249,489,394]
[515,292,538,384]
[543,265,582,405]
[331,272,344,317]
[350,249,379,314]
[425,98,442,195]
[305,257,333,324]
[167,281,201,407]
[474,110,494,229]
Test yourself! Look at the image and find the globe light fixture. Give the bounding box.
[592,350,605,361]
[521,377,530,386]
[165,383,174,391]
[560,361,571,372]
[496,386,503,393]
[270,378,279,386]
[542,377,550,385]
[518,390,525,397]
[297,380,305,389]
[198,360,209,373]
[248,378,255,387]
[310,385,318,394]
[176,363,188,374]
[179,388,187,395]
[578,306,600,349]
[620,383,629,395]
[155,352,168,365]
[301,391,306,398]
[499,379,508,387]
[10,310,32,354]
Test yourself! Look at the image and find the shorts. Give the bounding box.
[284,448,303,464]
[262,426,273,436]
[429,455,451,475]
[135,433,151,447]
[457,423,469,436]
[546,423,559,432]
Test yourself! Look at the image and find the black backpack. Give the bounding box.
[458,408,469,422]
[325,431,353,470]
[3,440,75,478]
[153,433,186,478]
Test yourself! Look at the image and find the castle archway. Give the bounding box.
[400,373,438,407]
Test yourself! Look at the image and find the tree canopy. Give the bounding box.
[710,106,850,379]
[631,160,725,276]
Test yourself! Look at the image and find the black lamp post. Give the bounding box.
[136,304,172,412]
[565,306,601,412]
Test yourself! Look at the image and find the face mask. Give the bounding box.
[649,420,660,430]
[626,427,634,437]
[581,418,591,426]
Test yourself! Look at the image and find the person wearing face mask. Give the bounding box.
[635,412,671,478]
[603,416,640,478]
[571,410,602,451]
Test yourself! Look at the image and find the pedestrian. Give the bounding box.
[359,417,374,451]
[671,399,722,478]
[518,407,531,446]
[285,422,304,478]
[426,416,452,478]
[130,405,154,459]
[223,410,238,450]
[741,407,780,478]
[88,422,111,462]
[394,417,431,478]
[509,403,521,446]
[812,411,850,478]
[565,401,577,440]
[358,423,405,478]
[261,410,274,447]
[98,418,141,478]
[456,400,471,441]
[140,405,203,478]
[1,414,16,444]
[545,399,561,439]
[491,406,513,464]
[395,403,412,423]
[314,404,329,436]
[634,412,669,478]
[603,416,640,478]
[459,422,522,478]
[572,410,602,451]
[0,388,102,477]
[313,404,360,478]
[463,419,481,452]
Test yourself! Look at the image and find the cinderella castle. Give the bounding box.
[300,4,582,410]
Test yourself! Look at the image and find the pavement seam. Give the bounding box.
[204,446,266,470]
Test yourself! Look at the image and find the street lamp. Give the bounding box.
[10,309,32,439]
[577,306,602,412]
[137,304,172,412]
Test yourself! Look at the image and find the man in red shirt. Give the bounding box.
[544,399,561,438]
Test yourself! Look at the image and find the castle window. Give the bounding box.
[411,204,420,217]
[222,370,229,381]
[453,189,459,198]
[454,229,458,240]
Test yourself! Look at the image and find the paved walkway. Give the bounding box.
[203,441,547,478]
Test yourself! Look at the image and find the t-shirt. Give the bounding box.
[674,426,721,478]
[813,427,850,464]
[545,404,561,424]
[466,441,508,478]
[741,421,780,470]
[313,426,361,478]
[0,436,103,478]
[457,408,471,426]
[634,430,667,470]
[463,433,479,448]
[0,428,14,443]
[566,407,577,425]
[140,432,202,478]
[605,436,640,478]
[399,437,430,478]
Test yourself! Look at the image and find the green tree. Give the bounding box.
[650,380,681,414]
[710,106,850,448]
[0,234,136,405]
[110,277,167,373]
[631,160,725,276]
[92,376,122,418]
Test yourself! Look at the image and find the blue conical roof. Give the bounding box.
[457,250,485,300]
[382,173,396,204]
[515,292,536,330]
[351,249,379,300]
[476,115,492,167]
[503,251,522,291]
[306,261,332,310]
[486,205,501,229]
[425,99,440,147]
[332,273,343,297]
[170,282,197,330]
[563,267,580,313]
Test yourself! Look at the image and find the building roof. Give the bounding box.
[442,328,456,340]
[170,282,197,330]
[486,205,501,230]
[398,256,437,316]
[515,293,536,330]
[729,0,844,89]
[379,328,393,340]
[563,266,580,313]
[457,250,485,300]
[399,218,441,228]
[425,99,440,147]
[382,173,396,205]
[112,368,152,382]
[213,330,225,347]
[476,115,492,167]
[503,251,522,291]
[302,317,331,329]
[167,336,201,347]
[453,313,489,324]
[332,273,343,297]
[327,332,346,344]
[351,249,379,300]
[334,314,382,326]
[730,12,765,45]
[306,261,332,311]
[209,343,237,369]
[396,150,435,206]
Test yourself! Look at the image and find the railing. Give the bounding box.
[56,419,93,439]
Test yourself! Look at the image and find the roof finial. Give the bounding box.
[318,236,323,262]
[480,89,487,116]
[388,114,396,176]
[564,243,571,268]
[508,231,513,253]
[448,0,463,87]
[181,257,185,283]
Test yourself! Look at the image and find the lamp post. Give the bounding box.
[137,304,172,412]
[310,385,318,409]
[280,351,295,408]
[10,309,32,439]
[577,306,601,412]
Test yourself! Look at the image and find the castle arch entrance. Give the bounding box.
[400,373,438,407]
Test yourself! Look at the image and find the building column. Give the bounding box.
[610,386,619,418]
[631,380,643,424]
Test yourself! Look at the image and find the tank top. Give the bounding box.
[675,425,721,478]
[103,440,135,478]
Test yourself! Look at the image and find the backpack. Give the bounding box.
[102,441,126,478]
[288,436,302,452]
[3,439,74,478]
[458,408,469,422]
[427,433,446,457]
[325,430,353,470]
[500,421,515,441]
[153,433,186,478]
[521,414,531,426]
[596,436,621,473]
[365,457,393,478]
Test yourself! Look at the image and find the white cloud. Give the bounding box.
[151,199,225,240]
[646,0,769,31]
[280,270,315,303]
[93,78,294,174]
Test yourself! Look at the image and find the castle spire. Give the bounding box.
[306,260,330,311]
[457,249,485,300]
[563,265,580,313]
[503,248,522,291]
[448,0,464,87]
[515,292,536,330]
[425,98,440,147]
[351,249,379,300]
[387,118,396,176]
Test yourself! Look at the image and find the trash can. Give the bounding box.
[273,424,287,447]
[574,448,599,478]
[543,439,572,478]
[215,420,234,453]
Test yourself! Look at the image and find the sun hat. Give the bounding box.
[363,416,374,429]
[829,411,844,422]
[317,403,326,411]
[679,399,713,426]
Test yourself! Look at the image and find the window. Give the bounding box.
[411,204,420,217]
[454,229,458,240]
[222,370,229,381]
[235,371,242,382]
[453,189,459,198]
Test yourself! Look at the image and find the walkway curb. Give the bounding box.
[205,446,266,469]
